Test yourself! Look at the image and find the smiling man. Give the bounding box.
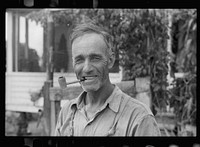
[54,18,161,136]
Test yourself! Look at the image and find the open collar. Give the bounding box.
[69,85,123,113]
[106,85,122,113]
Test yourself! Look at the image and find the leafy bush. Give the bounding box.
[168,9,196,128]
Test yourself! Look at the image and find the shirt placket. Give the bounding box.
[83,104,109,136]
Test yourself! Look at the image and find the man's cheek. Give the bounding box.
[97,66,107,81]
[74,66,82,77]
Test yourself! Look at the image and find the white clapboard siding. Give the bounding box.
[6,72,46,113]
[6,72,121,113]
[10,92,31,99]
[9,97,32,105]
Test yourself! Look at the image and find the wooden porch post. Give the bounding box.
[43,81,51,136]
[46,12,54,83]
[43,12,55,136]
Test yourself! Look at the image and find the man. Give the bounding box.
[54,18,161,136]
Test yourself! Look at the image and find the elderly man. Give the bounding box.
[54,18,161,136]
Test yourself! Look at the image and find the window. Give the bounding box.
[6,11,119,73]
[18,17,44,72]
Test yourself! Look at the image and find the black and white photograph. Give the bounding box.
[5,8,197,147]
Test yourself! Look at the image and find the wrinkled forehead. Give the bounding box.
[72,33,108,57]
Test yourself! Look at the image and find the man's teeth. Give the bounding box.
[86,77,94,80]
[84,76,97,80]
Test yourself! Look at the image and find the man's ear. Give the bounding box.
[108,52,115,69]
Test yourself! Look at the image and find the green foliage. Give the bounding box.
[111,10,170,110]
[174,10,196,73]
[168,74,196,126]
[167,9,196,128]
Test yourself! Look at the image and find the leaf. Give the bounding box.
[154,85,160,91]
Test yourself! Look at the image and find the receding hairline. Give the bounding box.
[71,32,110,58]
[71,27,110,45]
[71,20,112,44]
[71,32,108,47]
[70,20,114,57]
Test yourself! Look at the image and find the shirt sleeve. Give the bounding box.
[54,100,74,136]
[134,114,161,136]
[54,107,63,136]
[54,100,70,136]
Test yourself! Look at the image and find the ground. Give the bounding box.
[5,111,43,136]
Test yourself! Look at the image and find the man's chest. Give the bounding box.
[73,108,117,136]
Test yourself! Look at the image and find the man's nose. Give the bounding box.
[82,59,93,73]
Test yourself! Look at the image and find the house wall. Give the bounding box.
[6,72,121,113]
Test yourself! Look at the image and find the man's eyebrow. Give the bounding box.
[74,53,103,60]
[89,53,103,58]
[74,55,84,60]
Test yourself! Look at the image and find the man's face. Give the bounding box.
[72,33,110,92]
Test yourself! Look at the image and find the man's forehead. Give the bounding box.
[72,33,106,47]
[72,33,107,56]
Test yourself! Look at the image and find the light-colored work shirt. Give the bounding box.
[54,85,161,136]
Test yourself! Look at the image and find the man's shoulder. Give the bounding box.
[61,97,78,109]
[60,97,78,114]
[121,91,153,116]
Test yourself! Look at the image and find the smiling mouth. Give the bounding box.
[81,75,98,81]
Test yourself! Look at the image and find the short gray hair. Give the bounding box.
[70,18,114,57]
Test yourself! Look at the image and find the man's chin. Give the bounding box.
[82,85,100,92]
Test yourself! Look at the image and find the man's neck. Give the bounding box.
[85,82,115,108]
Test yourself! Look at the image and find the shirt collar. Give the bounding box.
[104,85,122,113]
[70,91,86,110]
[70,85,122,113]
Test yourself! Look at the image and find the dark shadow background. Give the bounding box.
[4,0,197,8]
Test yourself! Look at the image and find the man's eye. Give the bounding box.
[91,56,101,61]
[75,59,84,64]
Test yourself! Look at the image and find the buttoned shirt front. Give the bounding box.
[54,85,161,136]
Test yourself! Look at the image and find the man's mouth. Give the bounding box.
[81,75,98,81]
